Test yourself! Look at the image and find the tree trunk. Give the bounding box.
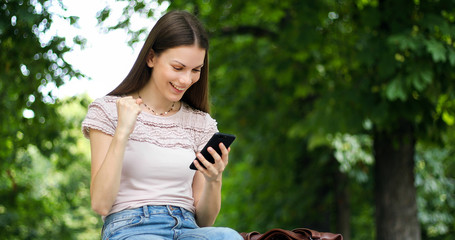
[336,171,350,240]
[373,124,420,240]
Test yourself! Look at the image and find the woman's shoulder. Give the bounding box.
[83,95,120,122]
[82,95,120,138]
[180,102,217,129]
[180,102,213,119]
[181,102,208,116]
[91,95,119,105]
[88,95,119,113]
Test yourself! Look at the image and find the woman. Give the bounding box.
[82,10,243,240]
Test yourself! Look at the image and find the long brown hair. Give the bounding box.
[108,11,210,112]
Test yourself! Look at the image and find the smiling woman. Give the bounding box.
[81,10,243,240]
[139,45,206,113]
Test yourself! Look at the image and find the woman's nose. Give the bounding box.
[179,71,193,85]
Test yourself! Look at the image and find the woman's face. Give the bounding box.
[147,45,206,103]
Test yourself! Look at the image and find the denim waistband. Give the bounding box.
[104,205,193,224]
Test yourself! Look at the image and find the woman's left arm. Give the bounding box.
[192,143,230,227]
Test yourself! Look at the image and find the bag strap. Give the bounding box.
[260,228,303,239]
[241,228,307,240]
[240,228,343,240]
[292,228,343,240]
[240,231,261,240]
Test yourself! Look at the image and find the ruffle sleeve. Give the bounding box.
[81,97,117,139]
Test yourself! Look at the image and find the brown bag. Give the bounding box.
[240,228,343,240]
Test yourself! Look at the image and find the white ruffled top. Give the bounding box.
[81,95,218,217]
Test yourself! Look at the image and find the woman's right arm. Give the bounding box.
[89,97,142,216]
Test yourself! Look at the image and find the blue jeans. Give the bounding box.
[102,205,243,240]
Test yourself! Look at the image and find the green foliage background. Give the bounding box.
[1,0,455,239]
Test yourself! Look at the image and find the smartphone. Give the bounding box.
[189,132,236,170]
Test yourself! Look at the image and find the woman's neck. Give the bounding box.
[137,86,179,115]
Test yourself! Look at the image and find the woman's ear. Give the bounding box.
[146,49,155,68]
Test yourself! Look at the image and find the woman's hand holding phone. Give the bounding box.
[193,142,231,182]
[190,133,236,170]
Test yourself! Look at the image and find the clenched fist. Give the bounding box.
[115,96,143,138]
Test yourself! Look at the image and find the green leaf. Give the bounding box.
[386,76,407,101]
[448,48,455,66]
[419,68,433,85]
[425,39,447,62]
[96,7,111,23]
[409,67,433,92]
[388,34,418,51]
[69,16,79,25]
[408,72,424,91]
[442,112,454,126]
[134,2,146,12]
[308,133,330,150]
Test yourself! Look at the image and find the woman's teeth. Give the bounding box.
[171,83,185,91]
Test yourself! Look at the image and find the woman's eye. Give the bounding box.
[192,69,201,72]
[173,66,183,71]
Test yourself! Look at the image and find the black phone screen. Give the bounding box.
[189,132,236,170]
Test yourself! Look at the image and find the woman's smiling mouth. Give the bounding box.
[170,82,186,91]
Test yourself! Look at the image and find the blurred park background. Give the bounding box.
[1,0,455,239]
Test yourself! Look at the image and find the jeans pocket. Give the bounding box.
[182,211,199,229]
[103,215,144,240]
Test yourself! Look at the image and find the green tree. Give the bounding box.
[306,1,455,239]
[0,1,100,238]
